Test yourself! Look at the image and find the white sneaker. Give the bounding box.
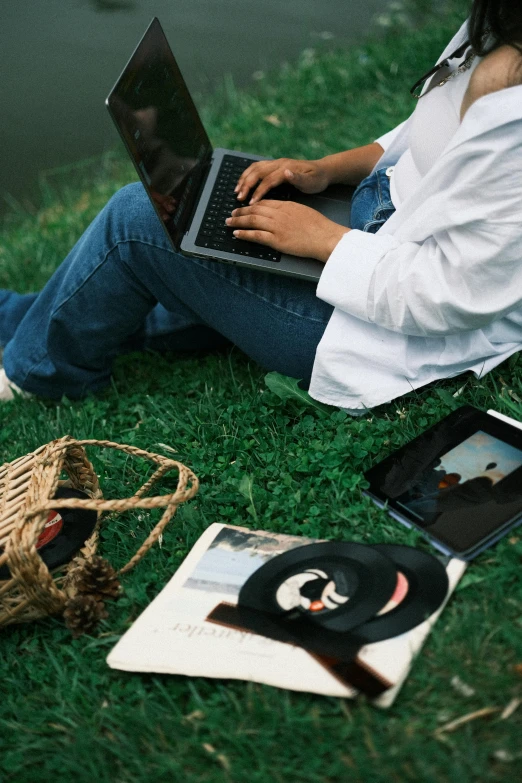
[0,367,29,401]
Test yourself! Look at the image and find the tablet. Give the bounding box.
[364,405,522,559]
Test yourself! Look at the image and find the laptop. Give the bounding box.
[106,17,352,282]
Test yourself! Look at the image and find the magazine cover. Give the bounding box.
[107,524,466,707]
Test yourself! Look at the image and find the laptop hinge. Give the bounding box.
[182,153,213,236]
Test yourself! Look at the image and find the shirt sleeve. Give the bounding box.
[317,130,522,337]
[374,120,408,152]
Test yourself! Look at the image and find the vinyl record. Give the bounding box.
[238,541,398,633]
[352,544,450,644]
[0,487,97,580]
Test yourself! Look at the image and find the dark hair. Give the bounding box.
[469,0,522,55]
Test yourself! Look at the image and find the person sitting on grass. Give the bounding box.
[0,0,521,412]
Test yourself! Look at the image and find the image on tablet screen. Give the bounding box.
[396,431,522,524]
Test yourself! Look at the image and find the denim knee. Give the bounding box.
[105,182,151,225]
[99,182,170,254]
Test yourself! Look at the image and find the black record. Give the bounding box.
[0,487,97,580]
[352,544,450,644]
[238,541,398,633]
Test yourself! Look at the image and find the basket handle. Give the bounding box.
[26,438,199,574]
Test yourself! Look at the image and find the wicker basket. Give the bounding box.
[0,436,198,628]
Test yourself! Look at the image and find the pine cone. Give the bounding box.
[74,555,121,601]
[63,594,108,639]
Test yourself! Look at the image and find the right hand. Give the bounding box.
[235,158,330,204]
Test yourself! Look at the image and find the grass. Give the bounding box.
[1,1,522,780]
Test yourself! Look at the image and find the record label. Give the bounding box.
[275,567,350,614]
[35,511,64,549]
[376,571,409,616]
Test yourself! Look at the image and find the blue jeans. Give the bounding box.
[349,167,396,234]
[0,169,394,399]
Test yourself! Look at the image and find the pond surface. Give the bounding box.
[1,0,388,212]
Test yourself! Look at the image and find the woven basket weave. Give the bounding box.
[0,436,198,627]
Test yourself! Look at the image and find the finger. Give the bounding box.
[249,170,287,204]
[236,162,279,199]
[284,167,315,192]
[251,199,284,210]
[226,213,274,230]
[235,161,265,191]
[236,173,261,201]
[235,165,260,195]
[229,203,278,218]
[231,229,275,246]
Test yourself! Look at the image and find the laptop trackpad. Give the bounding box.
[296,192,351,228]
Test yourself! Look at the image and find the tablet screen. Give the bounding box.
[364,406,522,556]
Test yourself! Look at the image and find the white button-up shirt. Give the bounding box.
[309,22,522,411]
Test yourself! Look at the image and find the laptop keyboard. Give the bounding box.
[195,154,293,263]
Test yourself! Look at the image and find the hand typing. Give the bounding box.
[235,158,330,204]
[226,200,348,263]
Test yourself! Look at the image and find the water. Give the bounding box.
[0,0,387,211]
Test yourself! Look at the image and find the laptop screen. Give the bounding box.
[106,18,212,248]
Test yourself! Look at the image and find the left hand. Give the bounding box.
[226,200,349,263]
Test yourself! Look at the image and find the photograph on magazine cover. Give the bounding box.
[183,526,311,596]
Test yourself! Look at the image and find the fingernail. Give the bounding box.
[234,185,239,192]
[233,230,239,236]
[225,218,231,224]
